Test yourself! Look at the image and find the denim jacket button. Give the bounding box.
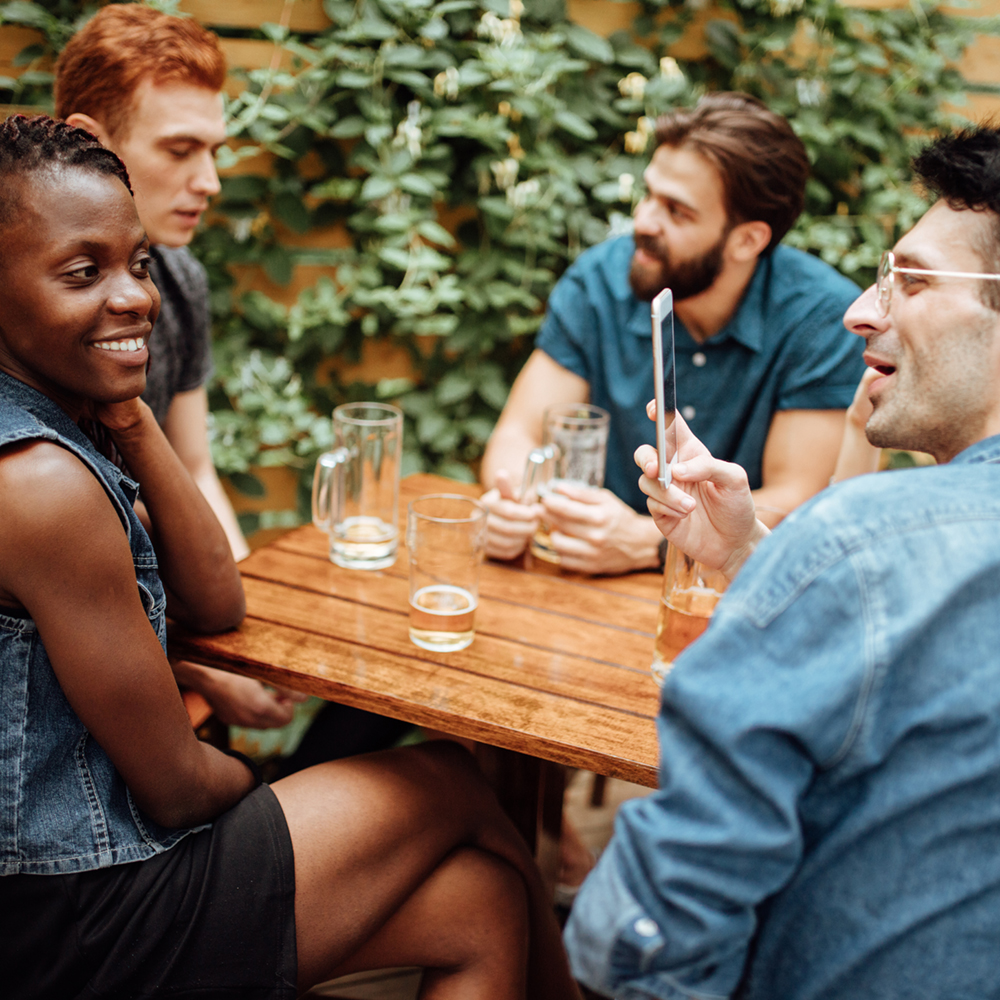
[634,917,660,937]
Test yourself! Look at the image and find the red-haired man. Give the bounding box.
[54,5,301,729]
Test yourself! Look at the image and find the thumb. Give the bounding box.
[495,469,518,501]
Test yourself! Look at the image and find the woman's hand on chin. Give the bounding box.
[86,396,149,437]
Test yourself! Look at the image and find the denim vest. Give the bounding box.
[0,371,195,875]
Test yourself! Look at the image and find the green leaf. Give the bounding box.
[385,69,432,90]
[336,69,374,88]
[262,245,294,285]
[554,109,598,140]
[563,23,614,64]
[435,460,476,483]
[417,410,449,444]
[272,192,312,233]
[399,172,438,196]
[222,175,268,202]
[361,175,397,201]
[378,246,412,269]
[330,115,367,138]
[435,370,475,405]
[227,471,267,498]
[416,220,456,246]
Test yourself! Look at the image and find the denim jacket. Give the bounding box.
[566,435,1000,999]
[0,372,195,875]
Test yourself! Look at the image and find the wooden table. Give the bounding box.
[170,473,662,873]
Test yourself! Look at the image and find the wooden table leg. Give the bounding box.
[474,744,566,898]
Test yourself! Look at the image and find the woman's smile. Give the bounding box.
[0,167,159,418]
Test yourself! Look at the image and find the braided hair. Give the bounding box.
[0,114,132,234]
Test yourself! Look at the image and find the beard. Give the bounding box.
[628,229,728,302]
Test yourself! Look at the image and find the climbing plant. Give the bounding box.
[2,0,995,530]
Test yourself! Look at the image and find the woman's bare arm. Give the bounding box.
[96,397,244,633]
[0,440,253,828]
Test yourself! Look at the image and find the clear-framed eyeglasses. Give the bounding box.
[876,249,1000,317]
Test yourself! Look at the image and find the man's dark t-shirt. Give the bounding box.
[143,245,214,426]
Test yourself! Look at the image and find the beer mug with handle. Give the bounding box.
[312,402,403,570]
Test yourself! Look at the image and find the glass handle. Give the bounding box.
[311,447,349,530]
[520,444,556,502]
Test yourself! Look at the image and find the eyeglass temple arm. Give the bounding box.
[891,264,1000,281]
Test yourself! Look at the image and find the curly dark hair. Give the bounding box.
[912,126,1000,310]
[654,92,810,255]
[0,114,132,235]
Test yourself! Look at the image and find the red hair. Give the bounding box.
[54,5,226,138]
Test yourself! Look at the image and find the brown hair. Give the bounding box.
[54,5,226,139]
[655,92,809,254]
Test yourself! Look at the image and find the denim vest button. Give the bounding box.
[634,917,659,937]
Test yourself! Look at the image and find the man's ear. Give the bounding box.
[64,113,112,149]
[726,220,772,263]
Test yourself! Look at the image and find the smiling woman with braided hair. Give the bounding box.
[0,115,582,1000]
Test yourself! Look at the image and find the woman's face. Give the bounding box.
[0,167,160,418]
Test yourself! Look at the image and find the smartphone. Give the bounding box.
[651,288,677,489]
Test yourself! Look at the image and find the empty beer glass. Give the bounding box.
[312,402,402,570]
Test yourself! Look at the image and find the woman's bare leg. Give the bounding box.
[269,740,581,999]
[328,845,529,999]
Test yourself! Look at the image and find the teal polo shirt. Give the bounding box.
[535,236,866,511]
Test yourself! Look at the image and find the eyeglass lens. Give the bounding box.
[876,250,893,316]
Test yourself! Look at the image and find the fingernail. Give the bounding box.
[680,495,696,511]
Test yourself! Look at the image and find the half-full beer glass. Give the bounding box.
[651,543,728,686]
[312,402,402,570]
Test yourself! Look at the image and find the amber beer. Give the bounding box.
[651,544,728,686]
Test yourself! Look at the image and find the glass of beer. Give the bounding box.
[650,543,729,687]
[406,494,488,652]
[526,403,610,564]
[312,402,402,570]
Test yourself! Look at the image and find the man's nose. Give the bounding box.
[190,150,221,198]
[632,196,660,236]
[843,282,887,339]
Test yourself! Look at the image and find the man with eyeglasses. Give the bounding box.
[564,125,1000,1000]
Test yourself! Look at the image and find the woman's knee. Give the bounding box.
[440,846,530,955]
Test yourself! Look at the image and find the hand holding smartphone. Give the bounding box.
[651,287,677,489]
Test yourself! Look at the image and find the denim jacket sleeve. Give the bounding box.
[565,520,876,999]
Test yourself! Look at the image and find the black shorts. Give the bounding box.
[1,784,297,1000]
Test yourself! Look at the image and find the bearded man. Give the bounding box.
[481,92,866,575]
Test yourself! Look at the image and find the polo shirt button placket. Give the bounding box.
[681,405,696,421]
[692,351,707,367]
